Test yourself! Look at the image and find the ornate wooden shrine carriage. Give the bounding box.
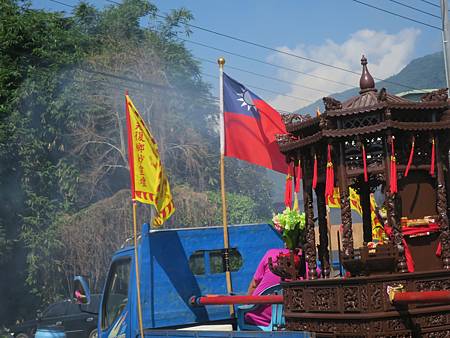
[274,56,450,337]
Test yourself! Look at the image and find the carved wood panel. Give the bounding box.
[343,286,360,312]
[308,287,339,312]
[284,287,305,312]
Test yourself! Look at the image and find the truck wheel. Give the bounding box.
[88,329,98,338]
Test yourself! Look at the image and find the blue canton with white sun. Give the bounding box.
[236,87,258,115]
[223,72,260,118]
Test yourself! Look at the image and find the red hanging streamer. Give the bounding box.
[362,143,368,182]
[430,138,435,176]
[325,145,334,201]
[295,161,302,193]
[312,154,318,190]
[284,164,293,208]
[404,137,415,177]
[390,138,397,194]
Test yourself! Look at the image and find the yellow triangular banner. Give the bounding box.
[126,95,175,226]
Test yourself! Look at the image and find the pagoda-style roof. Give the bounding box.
[277,56,449,153]
[326,89,447,117]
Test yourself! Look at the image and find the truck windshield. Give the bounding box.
[101,258,131,330]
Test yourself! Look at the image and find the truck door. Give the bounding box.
[99,258,131,338]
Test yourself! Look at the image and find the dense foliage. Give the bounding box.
[0,0,274,326]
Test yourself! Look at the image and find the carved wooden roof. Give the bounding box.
[278,120,450,152]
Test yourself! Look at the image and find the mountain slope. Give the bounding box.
[297,52,446,114]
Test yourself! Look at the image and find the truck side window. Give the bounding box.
[101,258,131,330]
[210,249,243,273]
[189,249,243,275]
[189,250,205,275]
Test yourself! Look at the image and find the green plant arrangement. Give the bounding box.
[272,207,306,250]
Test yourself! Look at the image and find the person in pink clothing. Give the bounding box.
[244,248,294,326]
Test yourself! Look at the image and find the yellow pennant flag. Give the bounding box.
[370,193,385,241]
[326,187,362,216]
[327,187,341,209]
[125,95,175,226]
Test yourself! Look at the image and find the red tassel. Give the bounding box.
[325,145,334,202]
[390,138,397,194]
[285,164,293,208]
[404,137,415,177]
[362,143,368,182]
[430,138,435,176]
[312,154,318,190]
[295,162,302,193]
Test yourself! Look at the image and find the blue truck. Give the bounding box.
[73,223,313,338]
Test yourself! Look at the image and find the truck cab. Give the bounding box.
[75,223,286,337]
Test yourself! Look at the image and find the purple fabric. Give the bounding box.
[244,248,289,326]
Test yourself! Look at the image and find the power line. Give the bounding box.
[350,0,442,30]
[417,0,440,9]
[45,0,420,91]
[153,12,423,89]
[184,39,355,89]
[82,68,173,90]
[85,79,294,113]
[48,0,75,8]
[82,66,307,108]
[154,14,369,79]
[201,73,313,103]
[387,0,440,19]
[184,39,418,91]
[196,57,332,94]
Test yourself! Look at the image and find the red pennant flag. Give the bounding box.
[390,138,397,194]
[362,143,368,182]
[312,154,318,190]
[295,161,302,193]
[404,137,415,177]
[430,138,435,176]
[285,164,293,208]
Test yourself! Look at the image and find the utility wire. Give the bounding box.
[154,13,368,78]
[387,0,440,19]
[184,39,417,91]
[417,0,440,9]
[201,73,313,103]
[196,57,331,94]
[83,66,312,103]
[46,0,420,91]
[84,79,294,113]
[350,0,442,30]
[48,0,75,8]
[60,0,352,91]
[184,39,356,89]
[154,12,422,89]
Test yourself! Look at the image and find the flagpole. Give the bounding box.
[126,92,144,338]
[133,201,145,338]
[218,57,234,316]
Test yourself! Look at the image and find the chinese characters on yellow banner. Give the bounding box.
[126,95,175,226]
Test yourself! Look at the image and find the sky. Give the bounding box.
[33,0,446,113]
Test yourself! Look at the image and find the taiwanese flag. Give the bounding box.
[222,73,288,174]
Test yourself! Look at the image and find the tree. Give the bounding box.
[0,0,92,322]
[0,0,275,327]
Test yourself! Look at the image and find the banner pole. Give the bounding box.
[218,57,234,316]
[126,93,144,338]
[132,201,145,338]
